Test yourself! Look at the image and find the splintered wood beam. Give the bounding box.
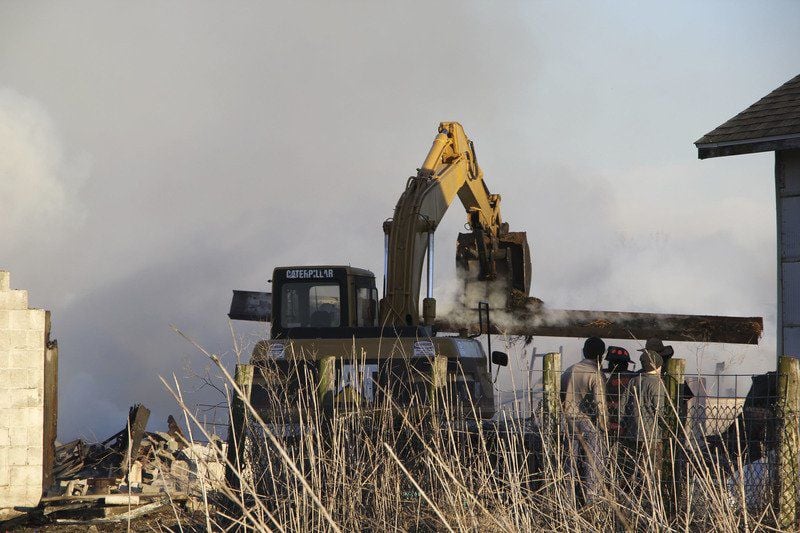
[435,309,763,345]
[122,404,150,474]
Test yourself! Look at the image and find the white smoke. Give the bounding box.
[0,88,87,249]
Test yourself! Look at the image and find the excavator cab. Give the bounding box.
[270,266,379,339]
[228,265,380,338]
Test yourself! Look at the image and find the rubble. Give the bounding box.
[11,404,228,527]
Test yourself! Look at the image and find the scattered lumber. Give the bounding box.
[54,500,168,524]
[35,404,226,527]
[40,492,187,504]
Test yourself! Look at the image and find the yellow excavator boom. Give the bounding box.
[380,122,532,327]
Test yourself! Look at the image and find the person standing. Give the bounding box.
[560,336,608,504]
[641,337,693,418]
[620,349,666,492]
[604,346,634,438]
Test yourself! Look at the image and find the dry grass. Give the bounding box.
[162,339,786,532]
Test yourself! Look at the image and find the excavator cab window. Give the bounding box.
[280,282,341,328]
[355,277,378,327]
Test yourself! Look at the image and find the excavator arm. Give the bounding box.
[380,122,531,327]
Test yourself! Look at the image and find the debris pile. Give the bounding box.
[33,404,227,526]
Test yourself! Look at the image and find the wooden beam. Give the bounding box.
[775,355,800,528]
[435,308,763,345]
[225,363,254,490]
[121,404,150,474]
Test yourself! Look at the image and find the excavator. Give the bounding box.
[229,122,763,422]
[229,122,532,419]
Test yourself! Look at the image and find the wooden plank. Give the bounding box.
[42,502,94,516]
[663,357,687,516]
[104,494,140,505]
[42,315,57,490]
[54,500,167,524]
[436,308,763,345]
[41,492,187,503]
[225,364,254,489]
[121,404,150,474]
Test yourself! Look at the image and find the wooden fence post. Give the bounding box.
[428,355,447,407]
[663,357,686,516]
[225,363,254,489]
[775,355,799,529]
[542,352,562,441]
[663,357,686,434]
[317,355,335,417]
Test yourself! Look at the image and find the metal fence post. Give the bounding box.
[225,363,254,489]
[542,352,562,441]
[775,355,799,529]
[663,357,686,517]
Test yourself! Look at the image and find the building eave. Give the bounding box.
[696,133,800,159]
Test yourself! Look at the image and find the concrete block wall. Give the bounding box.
[0,271,54,518]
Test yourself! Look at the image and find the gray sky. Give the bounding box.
[1,1,798,439]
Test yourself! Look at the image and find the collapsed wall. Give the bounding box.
[0,271,58,519]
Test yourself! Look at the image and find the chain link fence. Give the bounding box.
[222,355,800,529]
[528,354,800,529]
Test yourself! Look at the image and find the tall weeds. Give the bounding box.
[164,340,783,532]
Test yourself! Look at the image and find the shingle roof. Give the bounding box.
[695,74,800,158]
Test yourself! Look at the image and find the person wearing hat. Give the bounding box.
[604,346,634,439]
[560,336,609,504]
[638,337,694,405]
[637,338,674,367]
[619,348,667,493]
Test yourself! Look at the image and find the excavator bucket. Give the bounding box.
[456,230,532,310]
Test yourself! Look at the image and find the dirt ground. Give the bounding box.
[2,506,210,532]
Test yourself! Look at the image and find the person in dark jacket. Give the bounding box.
[604,346,634,438]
